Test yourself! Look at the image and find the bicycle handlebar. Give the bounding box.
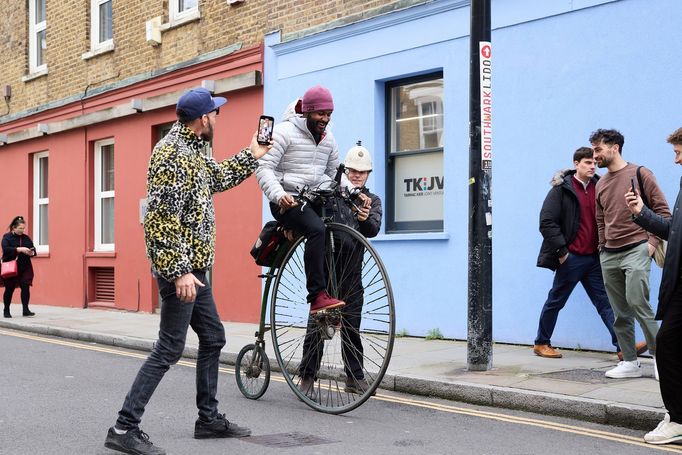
[292,165,362,214]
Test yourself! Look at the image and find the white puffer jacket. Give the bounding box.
[256,101,339,204]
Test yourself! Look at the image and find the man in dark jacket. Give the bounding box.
[298,142,382,397]
[626,127,682,445]
[534,147,619,358]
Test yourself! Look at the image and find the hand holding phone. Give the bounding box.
[257,115,274,145]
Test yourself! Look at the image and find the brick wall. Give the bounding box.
[0,0,430,121]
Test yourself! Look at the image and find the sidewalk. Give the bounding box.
[0,304,664,431]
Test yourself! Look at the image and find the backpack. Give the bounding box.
[636,166,667,267]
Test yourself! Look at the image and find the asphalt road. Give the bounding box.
[0,328,677,455]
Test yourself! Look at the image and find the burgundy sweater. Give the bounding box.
[569,176,598,255]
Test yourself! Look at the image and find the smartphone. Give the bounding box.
[630,177,637,194]
[257,115,274,145]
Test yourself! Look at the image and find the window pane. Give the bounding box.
[35,0,46,23]
[39,157,49,198]
[179,0,198,12]
[36,29,46,67]
[393,152,444,223]
[101,144,114,191]
[39,204,49,244]
[99,1,113,42]
[101,197,114,244]
[391,79,444,152]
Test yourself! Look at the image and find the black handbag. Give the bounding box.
[250,221,290,267]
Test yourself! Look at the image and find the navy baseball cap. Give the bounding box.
[176,88,227,120]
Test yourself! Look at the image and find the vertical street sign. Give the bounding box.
[468,0,493,371]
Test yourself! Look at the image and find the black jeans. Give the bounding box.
[657,283,682,423]
[270,202,326,302]
[116,271,226,430]
[299,246,365,380]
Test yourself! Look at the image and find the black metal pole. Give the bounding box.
[467,0,492,371]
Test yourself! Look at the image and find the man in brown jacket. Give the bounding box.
[592,128,669,379]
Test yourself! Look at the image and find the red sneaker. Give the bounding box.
[310,291,345,313]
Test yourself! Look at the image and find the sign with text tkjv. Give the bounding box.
[480,42,492,170]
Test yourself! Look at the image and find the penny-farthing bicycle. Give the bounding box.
[235,169,395,414]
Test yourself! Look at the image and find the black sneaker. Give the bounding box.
[344,377,376,396]
[104,427,166,455]
[194,414,251,439]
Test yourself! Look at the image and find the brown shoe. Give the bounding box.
[617,341,648,361]
[533,344,562,358]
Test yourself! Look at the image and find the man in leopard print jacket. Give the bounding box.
[105,88,271,455]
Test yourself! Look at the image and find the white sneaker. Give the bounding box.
[644,418,682,444]
[654,356,659,381]
[605,360,642,378]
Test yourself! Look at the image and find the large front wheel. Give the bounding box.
[270,223,395,414]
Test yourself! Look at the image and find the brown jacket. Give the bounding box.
[596,163,671,251]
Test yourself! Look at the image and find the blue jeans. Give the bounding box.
[116,271,226,430]
[535,253,619,350]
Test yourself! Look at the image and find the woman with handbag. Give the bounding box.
[1,216,36,318]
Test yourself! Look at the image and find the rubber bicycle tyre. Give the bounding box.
[270,222,395,414]
[235,343,271,400]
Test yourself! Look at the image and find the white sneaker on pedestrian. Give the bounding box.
[654,356,659,381]
[644,418,682,445]
[605,360,642,378]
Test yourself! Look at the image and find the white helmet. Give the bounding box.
[344,140,373,172]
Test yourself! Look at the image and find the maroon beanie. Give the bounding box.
[301,85,334,113]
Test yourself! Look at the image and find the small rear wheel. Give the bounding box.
[235,343,271,400]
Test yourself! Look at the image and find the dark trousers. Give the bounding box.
[535,253,619,350]
[3,283,30,311]
[299,247,365,380]
[270,202,326,302]
[657,284,682,423]
[116,271,226,430]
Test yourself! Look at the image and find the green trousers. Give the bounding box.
[599,243,659,361]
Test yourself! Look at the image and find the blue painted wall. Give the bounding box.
[263,0,682,352]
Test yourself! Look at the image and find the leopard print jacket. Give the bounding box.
[144,121,258,281]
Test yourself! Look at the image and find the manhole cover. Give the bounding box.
[243,432,336,448]
[535,368,607,384]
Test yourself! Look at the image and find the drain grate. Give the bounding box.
[534,368,608,384]
[243,432,336,448]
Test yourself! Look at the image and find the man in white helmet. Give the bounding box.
[298,141,383,396]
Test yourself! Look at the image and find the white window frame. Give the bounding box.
[33,151,49,253]
[28,0,47,74]
[90,0,113,51]
[94,139,115,252]
[169,0,199,23]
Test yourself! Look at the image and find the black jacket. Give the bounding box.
[1,232,36,273]
[332,187,382,239]
[633,176,682,320]
[537,170,599,270]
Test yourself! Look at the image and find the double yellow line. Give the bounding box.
[2,328,680,453]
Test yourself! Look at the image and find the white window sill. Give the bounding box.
[22,68,48,82]
[82,42,115,60]
[372,232,450,242]
[162,9,201,31]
